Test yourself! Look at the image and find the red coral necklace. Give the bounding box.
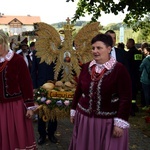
[91,65,107,81]
[0,61,8,72]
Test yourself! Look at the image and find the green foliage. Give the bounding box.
[135,14,150,42]
[51,20,149,46]
[102,24,141,46]
[103,23,127,31]
[66,0,150,31]
[74,21,87,26]
[51,21,88,28]
[34,87,72,110]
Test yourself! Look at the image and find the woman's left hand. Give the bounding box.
[113,126,123,137]
[26,109,34,119]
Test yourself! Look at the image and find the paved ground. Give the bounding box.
[33,118,73,150]
[33,117,150,150]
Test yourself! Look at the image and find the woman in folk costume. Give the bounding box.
[69,33,132,150]
[0,30,37,150]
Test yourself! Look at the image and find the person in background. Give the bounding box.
[105,30,129,71]
[31,50,62,145]
[140,42,149,58]
[139,47,150,110]
[117,42,125,50]
[16,42,32,73]
[0,30,36,149]
[29,42,36,52]
[143,46,150,56]
[139,42,149,107]
[10,38,16,51]
[69,33,132,150]
[126,38,143,116]
[29,41,38,121]
[29,42,36,61]
[117,42,129,59]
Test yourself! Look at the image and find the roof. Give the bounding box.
[0,15,41,25]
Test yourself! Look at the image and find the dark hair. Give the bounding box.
[117,42,125,50]
[30,42,35,47]
[145,47,150,52]
[141,42,149,49]
[20,42,28,47]
[91,33,113,47]
[105,30,115,34]
[128,38,135,45]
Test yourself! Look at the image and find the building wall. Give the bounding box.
[0,25,9,32]
[0,24,34,36]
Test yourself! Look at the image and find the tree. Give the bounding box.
[136,14,150,43]
[104,23,126,31]
[66,0,150,31]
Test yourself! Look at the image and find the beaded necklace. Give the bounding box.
[91,65,107,81]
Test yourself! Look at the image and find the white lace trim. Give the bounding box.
[70,110,130,128]
[114,118,130,129]
[0,49,14,63]
[70,109,76,117]
[27,106,38,110]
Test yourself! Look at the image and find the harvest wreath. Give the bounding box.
[34,81,75,122]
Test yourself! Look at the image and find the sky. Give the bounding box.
[0,0,126,26]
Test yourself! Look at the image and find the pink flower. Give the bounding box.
[64,100,70,106]
[46,100,52,104]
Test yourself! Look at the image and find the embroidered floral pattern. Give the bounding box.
[78,59,118,116]
[111,97,119,103]
[96,69,117,116]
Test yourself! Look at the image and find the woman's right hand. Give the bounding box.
[70,116,75,124]
[113,126,124,137]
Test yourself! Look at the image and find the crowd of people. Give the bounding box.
[0,28,149,150]
[117,40,150,113]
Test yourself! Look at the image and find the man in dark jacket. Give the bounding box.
[31,51,61,145]
[126,38,143,116]
[105,30,129,71]
[16,42,32,73]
